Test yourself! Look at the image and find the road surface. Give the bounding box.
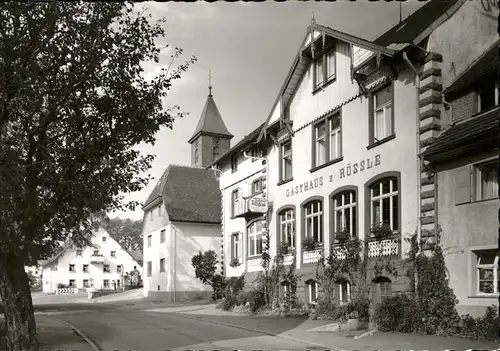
[29,303,322,351]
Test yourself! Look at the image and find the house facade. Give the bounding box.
[214,1,465,307]
[421,0,500,317]
[142,85,231,302]
[40,224,142,293]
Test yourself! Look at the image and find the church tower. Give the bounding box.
[188,73,233,168]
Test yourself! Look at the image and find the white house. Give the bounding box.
[142,84,231,302]
[40,224,142,293]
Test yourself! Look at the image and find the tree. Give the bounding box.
[106,217,143,251]
[191,250,225,300]
[0,3,195,350]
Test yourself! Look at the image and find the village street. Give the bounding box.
[6,296,497,351]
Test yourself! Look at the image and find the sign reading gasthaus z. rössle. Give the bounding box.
[285,154,381,198]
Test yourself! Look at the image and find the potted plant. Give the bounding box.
[370,222,393,241]
[302,237,317,251]
[334,228,350,244]
[229,258,240,268]
[279,242,290,255]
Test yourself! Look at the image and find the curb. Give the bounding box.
[56,319,102,351]
[145,306,207,313]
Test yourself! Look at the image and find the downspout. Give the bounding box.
[403,51,421,294]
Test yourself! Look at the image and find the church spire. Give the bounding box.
[208,70,213,97]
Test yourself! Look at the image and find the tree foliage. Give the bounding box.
[106,217,143,251]
[0,2,195,350]
[191,250,225,300]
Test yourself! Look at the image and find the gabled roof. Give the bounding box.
[443,40,500,95]
[422,107,499,163]
[373,0,465,47]
[188,88,233,144]
[209,122,265,168]
[257,22,396,143]
[143,165,221,224]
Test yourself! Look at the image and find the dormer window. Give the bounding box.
[313,47,336,91]
[476,76,498,113]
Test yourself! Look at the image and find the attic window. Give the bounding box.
[313,47,336,91]
[102,236,107,242]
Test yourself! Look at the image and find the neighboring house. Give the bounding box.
[421,0,499,317]
[40,224,142,293]
[214,1,463,307]
[25,266,42,290]
[142,84,231,302]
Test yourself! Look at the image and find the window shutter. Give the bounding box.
[230,235,235,261]
[455,166,471,205]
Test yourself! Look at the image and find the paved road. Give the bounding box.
[48,304,320,351]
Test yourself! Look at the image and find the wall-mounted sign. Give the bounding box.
[247,197,268,213]
[285,154,381,198]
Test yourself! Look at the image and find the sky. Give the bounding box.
[110,0,426,221]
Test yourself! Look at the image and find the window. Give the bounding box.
[473,159,499,201]
[476,251,499,294]
[76,249,82,257]
[147,261,152,277]
[370,177,399,232]
[252,178,263,195]
[83,279,89,288]
[110,251,116,257]
[312,112,342,168]
[279,208,295,248]
[314,123,326,166]
[158,206,162,217]
[117,265,122,273]
[313,48,336,90]
[371,85,394,143]
[326,48,336,81]
[82,264,89,273]
[213,137,220,161]
[336,279,351,305]
[160,258,165,272]
[231,189,240,217]
[93,250,99,256]
[307,280,318,304]
[103,265,110,273]
[477,76,498,112]
[69,279,76,287]
[147,235,152,248]
[103,279,110,288]
[231,233,242,263]
[69,264,75,272]
[251,146,263,161]
[280,141,293,181]
[117,279,121,287]
[231,155,238,173]
[102,236,107,243]
[150,211,153,221]
[304,200,323,244]
[372,277,392,304]
[160,229,166,243]
[281,281,290,299]
[333,191,357,237]
[248,219,264,257]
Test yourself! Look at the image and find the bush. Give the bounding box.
[314,297,337,320]
[222,294,238,311]
[373,293,420,333]
[245,290,266,313]
[452,306,499,340]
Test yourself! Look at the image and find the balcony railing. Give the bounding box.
[302,248,322,265]
[367,234,400,258]
[283,254,295,266]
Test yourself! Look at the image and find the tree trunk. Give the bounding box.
[0,257,38,351]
